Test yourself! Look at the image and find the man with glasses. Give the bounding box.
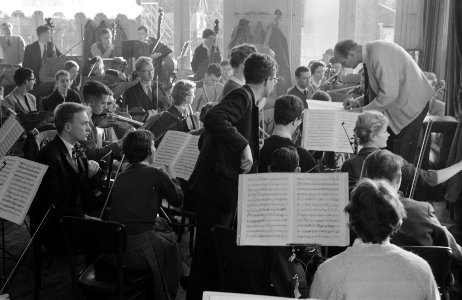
[0,22,25,66]
[3,67,37,113]
[191,28,222,81]
[186,53,278,300]
[123,56,168,122]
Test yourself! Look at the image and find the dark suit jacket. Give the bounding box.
[23,41,61,83]
[31,136,94,249]
[286,85,310,108]
[222,79,242,98]
[191,44,221,80]
[123,81,167,114]
[41,88,82,112]
[188,85,259,213]
[167,105,190,133]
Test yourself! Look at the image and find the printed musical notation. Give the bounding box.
[152,130,200,180]
[0,115,25,159]
[0,156,48,225]
[237,173,349,246]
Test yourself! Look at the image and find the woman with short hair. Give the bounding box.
[167,79,197,132]
[310,178,439,300]
[110,129,183,299]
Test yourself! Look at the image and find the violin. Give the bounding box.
[93,111,143,128]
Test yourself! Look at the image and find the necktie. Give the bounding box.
[146,85,153,101]
[72,145,86,174]
[363,63,370,106]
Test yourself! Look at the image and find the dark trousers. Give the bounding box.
[186,193,235,300]
[387,103,429,163]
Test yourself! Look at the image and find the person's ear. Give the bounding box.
[295,167,301,173]
[64,122,72,133]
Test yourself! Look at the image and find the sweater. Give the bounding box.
[310,239,439,300]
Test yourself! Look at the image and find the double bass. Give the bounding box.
[44,18,59,60]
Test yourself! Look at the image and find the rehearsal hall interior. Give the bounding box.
[1,0,462,299]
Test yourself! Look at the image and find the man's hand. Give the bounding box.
[87,160,100,178]
[240,145,253,174]
[147,109,158,118]
[343,97,359,109]
[163,164,177,179]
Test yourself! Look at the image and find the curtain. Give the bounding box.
[445,0,462,118]
[421,0,449,78]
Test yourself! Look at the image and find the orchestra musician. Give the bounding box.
[30,102,102,252]
[0,22,25,66]
[137,25,173,82]
[186,53,278,300]
[23,25,62,84]
[191,28,221,81]
[90,28,114,58]
[192,63,223,112]
[336,39,433,163]
[123,56,169,122]
[286,66,312,108]
[64,60,82,92]
[41,70,82,112]
[259,95,316,173]
[219,60,232,85]
[3,67,37,113]
[109,129,183,299]
[167,79,197,132]
[308,61,327,93]
[222,43,257,96]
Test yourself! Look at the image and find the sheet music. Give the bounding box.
[0,115,24,159]
[237,173,292,246]
[292,173,349,246]
[0,156,48,225]
[307,100,344,110]
[174,135,200,180]
[152,130,190,168]
[303,109,359,153]
[202,291,305,300]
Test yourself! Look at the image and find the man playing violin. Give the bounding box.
[23,25,62,84]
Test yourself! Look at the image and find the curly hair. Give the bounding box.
[171,79,196,105]
[243,53,278,84]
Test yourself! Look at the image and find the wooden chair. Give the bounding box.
[211,225,271,295]
[60,216,151,300]
[403,246,453,300]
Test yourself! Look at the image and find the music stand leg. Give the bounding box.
[1,219,5,281]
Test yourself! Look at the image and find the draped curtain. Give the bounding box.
[444,0,462,118]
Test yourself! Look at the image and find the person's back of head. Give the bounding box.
[243,53,278,85]
[269,146,300,172]
[312,90,331,102]
[229,43,257,69]
[346,178,406,244]
[354,110,389,146]
[123,129,155,164]
[364,149,403,189]
[334,40,359,58]
[274,94,303,125]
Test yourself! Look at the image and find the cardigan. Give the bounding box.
[310,239,439,300]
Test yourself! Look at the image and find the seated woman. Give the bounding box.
[167,79,197,132]
[341,110,462,189]
[310,178,439,299]
[110,130,183,299]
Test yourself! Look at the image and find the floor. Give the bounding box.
[0,201,460,300]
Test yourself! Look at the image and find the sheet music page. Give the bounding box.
[203,291,302,300]
[152,130,190,168]
[303,109,359,153]
[174,135,200,180]
[237,173,292,246]
[0,156,48,225]
[0,115,25,159]
[306,100,345,110]
[292,173,349,246]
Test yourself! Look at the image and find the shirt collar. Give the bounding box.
[353,237,390,246]
[58,135,75,156]
[272,129,292,140]
[229,76,245,86]
[296,85,308,94]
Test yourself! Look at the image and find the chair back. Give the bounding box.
[402,246,452,290]
[211,225,271,295]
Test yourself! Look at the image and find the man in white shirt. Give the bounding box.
[0,22,25,65]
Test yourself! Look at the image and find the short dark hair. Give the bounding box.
[309,61,325,75]
[82,80,111,103]
[202,29,215,39]
[2,22,12,28]
[101,28,111,36]
[345,178,406,244]
[13,68,34,86]
[243,53,278,85]
[274,94,303,125]
[329,56,341,64]
[228,43,257,68]
[199,103,216,123]
[54,102,88,133]
[206,63,222,77]
[55,70,70,81]
[295,66,310,78]
[137,25,148,33]
[270,146,300,172]
[171,79,196,105]
[312,90,331,102]
[334,39,359,58]
[364,150,403,184]
[123,130,155,164]
[64,60,79,71]
[36,25,50,36]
